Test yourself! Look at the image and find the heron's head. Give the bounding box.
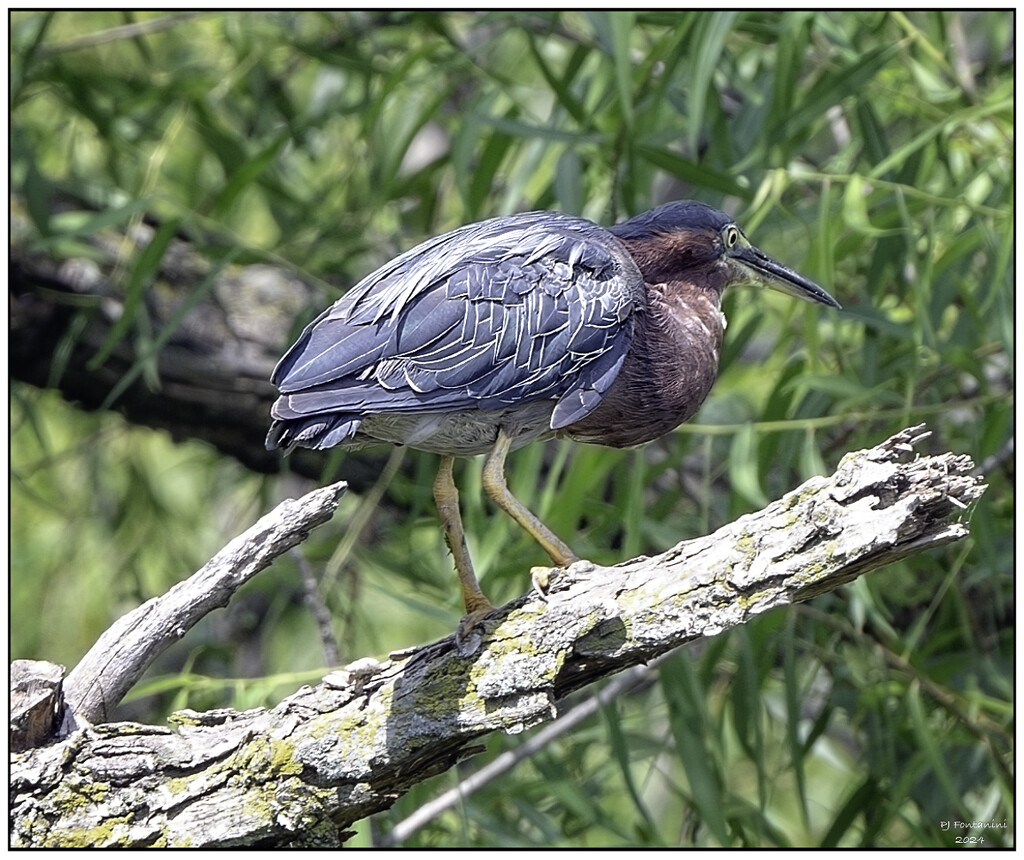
[610,201,840,308]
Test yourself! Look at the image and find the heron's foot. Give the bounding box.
[454,599,495,653]
[530,566,556,601]
[531,556,591,601]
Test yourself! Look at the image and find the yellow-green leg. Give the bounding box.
[482,430,579,568]
[433,455,494,628]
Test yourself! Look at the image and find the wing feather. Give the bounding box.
[268,211,644,450]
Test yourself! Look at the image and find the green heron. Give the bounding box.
[267,201,839,633]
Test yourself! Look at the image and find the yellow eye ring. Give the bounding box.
[723,225,740,248]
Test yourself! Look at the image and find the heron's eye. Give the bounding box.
[723,225,740,249]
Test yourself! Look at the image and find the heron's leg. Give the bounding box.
[482,430,579,568]
[433,455,493,616]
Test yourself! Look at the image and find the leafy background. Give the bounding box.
[10,10,1013,848]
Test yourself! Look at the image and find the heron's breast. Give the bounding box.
[561,286,725,448]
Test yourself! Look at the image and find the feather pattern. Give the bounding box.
[267,211,645,453]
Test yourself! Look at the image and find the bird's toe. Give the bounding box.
[454,603,494,654]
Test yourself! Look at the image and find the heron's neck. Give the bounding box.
[648,280,726,367]
[560,281,725,448]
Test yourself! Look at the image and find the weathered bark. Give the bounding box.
[9,427,985,848]
[62,484,349,728]
[10,661,67,753]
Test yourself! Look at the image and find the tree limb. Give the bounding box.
[10,197,390,489]
[61,483,349,727]
[9,427,986,847]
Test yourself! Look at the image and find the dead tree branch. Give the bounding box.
[9,427,985,847]
[9,197,388,489]
[61,483,349,728]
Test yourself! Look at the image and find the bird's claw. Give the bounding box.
[530,565,558,601]
[454,604,493,654]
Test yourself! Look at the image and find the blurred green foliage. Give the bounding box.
[10,10,1012,848]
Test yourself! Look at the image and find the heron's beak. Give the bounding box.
[732,245,841,309]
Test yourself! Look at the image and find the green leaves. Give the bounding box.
[10,10,1013,849]
[661,655,732,845]
[584,11,637,129]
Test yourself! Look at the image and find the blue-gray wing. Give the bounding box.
[267,211,644,450]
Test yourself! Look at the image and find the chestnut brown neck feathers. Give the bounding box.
[562,233,728,448]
